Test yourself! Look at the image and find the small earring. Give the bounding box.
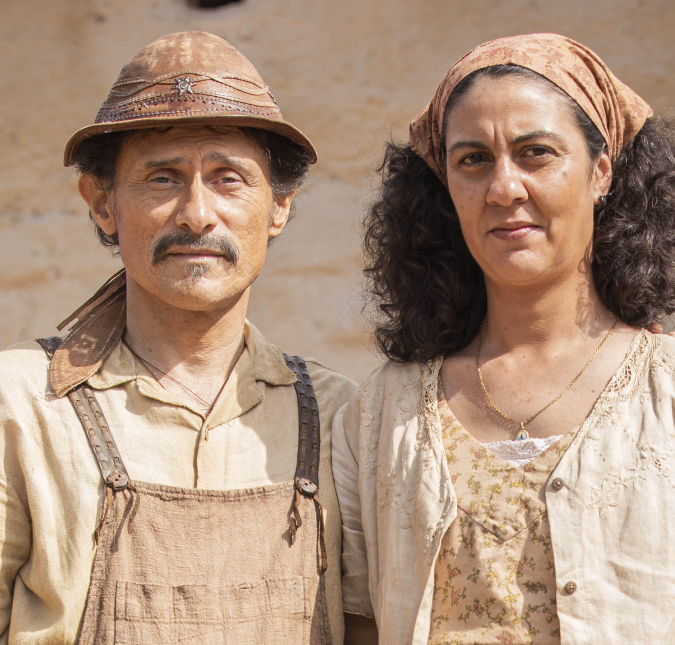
[595,194,607,211]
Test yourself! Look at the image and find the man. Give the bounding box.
[0,31,355,644]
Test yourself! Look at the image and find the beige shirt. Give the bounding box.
[0,321,356,645]
[333,330,675,645]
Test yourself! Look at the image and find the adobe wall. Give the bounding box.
[1,0,673,380]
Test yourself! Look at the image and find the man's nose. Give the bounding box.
[485,157,528,207]
[174,175,219,234]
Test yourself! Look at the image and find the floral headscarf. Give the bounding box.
[409,33,652,185]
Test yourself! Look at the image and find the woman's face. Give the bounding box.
[444,75,612,291]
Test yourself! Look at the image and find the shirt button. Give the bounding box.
[564,581,578,595]
[551,478,565,491]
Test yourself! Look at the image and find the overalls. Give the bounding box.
[38,337,332,645]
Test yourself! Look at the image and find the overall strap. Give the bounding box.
[37,336,130,491]
[283,354,320,496]
[283,354,327,572]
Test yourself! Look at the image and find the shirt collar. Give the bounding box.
[51,271,297,424]
[88,320,296,390]
[87,320,297,425]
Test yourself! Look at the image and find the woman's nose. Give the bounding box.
[174,175,219,234]
[486,157,528,207]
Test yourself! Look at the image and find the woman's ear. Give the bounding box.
[593,151,613,200]
[78,175,117,235]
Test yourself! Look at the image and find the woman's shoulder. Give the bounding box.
[354,359,424,400]
[649,332,675,381]
[345,358,444,426]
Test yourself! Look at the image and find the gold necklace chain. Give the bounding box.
[476,318,618,440]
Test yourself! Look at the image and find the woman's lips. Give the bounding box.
[491,225,539,241]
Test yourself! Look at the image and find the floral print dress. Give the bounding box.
[429,398,578,645]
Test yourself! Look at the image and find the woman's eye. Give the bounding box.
[460,153,489,167]
[523,146,552,159]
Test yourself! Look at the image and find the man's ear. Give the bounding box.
[268,190,296,240]
[78,175,117,235]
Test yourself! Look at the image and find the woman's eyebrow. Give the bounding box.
[511,130,566,146]
[446,140,490,155]
[447,131,566,155]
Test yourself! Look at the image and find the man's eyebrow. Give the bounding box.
[142,156,187,170]
[203,152,251,173]
[141,152,254,174]
[447,131,567,156]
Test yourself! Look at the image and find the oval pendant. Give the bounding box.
[515,428,529,441]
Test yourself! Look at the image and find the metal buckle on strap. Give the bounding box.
[295,477,318,497]
[106,470,130,490]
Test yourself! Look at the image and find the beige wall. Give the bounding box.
[2,0,674,381]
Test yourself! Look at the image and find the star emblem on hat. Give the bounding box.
[173,76,197,97]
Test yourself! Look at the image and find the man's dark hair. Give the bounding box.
[364,65,675,363]
[72,126,312,250]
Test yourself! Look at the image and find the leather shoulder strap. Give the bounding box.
[37,336,130,491]
[283,354,320,496]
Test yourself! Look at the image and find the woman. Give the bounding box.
[333,34,675,645]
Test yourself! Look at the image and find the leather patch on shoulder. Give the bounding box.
[57,269,126,332]
[50,278,127,397]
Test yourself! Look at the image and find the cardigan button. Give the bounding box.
[551,478,565,491]
[564,581,577,595]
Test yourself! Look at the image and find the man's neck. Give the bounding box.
[123,278,248,406]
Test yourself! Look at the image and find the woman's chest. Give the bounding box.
[439,331,638,443]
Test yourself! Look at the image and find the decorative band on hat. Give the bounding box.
[108,71,273,99]
[94,95,282,124]
[100,87,279,110]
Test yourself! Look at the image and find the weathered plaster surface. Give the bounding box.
[1,0,673,380]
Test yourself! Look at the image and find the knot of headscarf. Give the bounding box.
[409,33,652,185]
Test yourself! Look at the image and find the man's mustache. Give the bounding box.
[151,231,239,266]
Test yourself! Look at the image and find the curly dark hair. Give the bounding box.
[72,126,313,251]
[364,65,675,363]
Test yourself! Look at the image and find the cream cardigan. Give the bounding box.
[333,330,675,645]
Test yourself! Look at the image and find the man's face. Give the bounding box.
[81,126,292,313]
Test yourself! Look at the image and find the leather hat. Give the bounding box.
[64,31,317,166]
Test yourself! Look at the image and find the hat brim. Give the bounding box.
[64,114,318,166]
